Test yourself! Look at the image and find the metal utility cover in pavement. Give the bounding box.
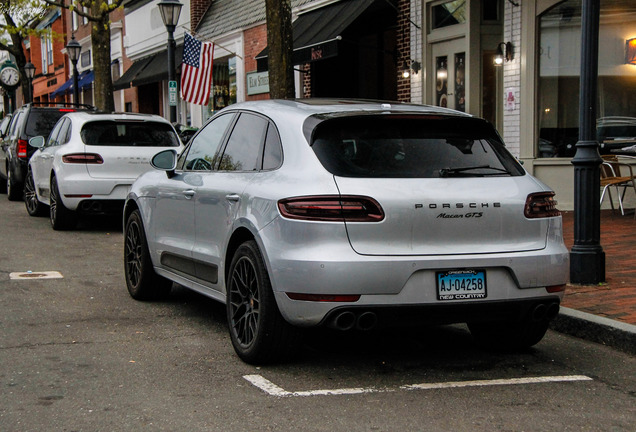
[10,271,63,280]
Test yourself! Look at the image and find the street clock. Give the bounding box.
[0,61,20,90]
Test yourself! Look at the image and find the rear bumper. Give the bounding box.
[58,176,133,211]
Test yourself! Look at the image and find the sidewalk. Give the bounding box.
[551,210,636,354]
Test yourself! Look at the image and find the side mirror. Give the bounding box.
[151,149,178,178]
[29,136,46,148]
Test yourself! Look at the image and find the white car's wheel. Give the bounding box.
[49,175,77,230]
[24,168,47,217]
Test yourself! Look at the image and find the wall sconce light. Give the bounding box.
[626,38,636,65]
[402,60,421,78]
[494,42,514,66]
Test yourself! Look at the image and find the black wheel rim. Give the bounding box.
[229,256,260,348]
[49,178,58,225]
[25,172,38,213]
[125,219,143,288]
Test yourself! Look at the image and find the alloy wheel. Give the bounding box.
[24,171,39,214]
[125,219,143,288]
[229,256,260,348]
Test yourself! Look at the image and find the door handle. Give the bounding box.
[183,189,196,199]
[225,194,240,202]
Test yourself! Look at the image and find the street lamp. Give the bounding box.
[24,62,35,103]
[66,34,82,105]
[158,0,183,123]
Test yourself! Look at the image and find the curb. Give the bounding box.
[550,307,636,355]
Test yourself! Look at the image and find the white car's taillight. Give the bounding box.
[524,192,560,218]
[62,153,104,164]
[278,195,384,222]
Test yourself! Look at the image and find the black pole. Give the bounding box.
[167,24,176,123]
[28,79,33,103]
[570,0,605,284]
[72,60,80,105]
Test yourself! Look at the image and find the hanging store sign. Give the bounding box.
[247,71,270,95]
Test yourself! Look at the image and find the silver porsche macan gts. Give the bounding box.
[123,99,569,364]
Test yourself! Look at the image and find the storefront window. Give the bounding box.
[203,56,237,121]
[538,0,636,158]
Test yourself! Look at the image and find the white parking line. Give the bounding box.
[243,374,593,397]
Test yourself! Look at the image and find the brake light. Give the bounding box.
[546,284,566,293]
[62,153,104,164]
[59,109,76,112]
[286,293,361,302]
[278,195,384,222]
[524,192,560,218]
[17,139,28,158]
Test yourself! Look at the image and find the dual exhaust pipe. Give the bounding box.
[531,302,560,322]
[330,310,378,331]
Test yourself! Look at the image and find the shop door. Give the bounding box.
[432,38,466,112]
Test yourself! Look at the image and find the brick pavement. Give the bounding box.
[561,210,636,325]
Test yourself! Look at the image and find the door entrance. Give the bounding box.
[432,38,466,112]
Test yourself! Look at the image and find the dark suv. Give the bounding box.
[0,103,96,200]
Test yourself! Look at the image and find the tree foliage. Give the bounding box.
[43,0,124,111]
[0,0,49,100]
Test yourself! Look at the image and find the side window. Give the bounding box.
[182,113,235,171]
[47,119,65,147]
[219,113,268,171]
[58,119,72,145]
[8,112,23,138]
[262,123,283,170]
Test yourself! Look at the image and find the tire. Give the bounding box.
[124,209,172,300]
[7,167,22,201]
[24,168,47,217]
[227,240,299,364]
[49,175,77,230]
[468,317,549,350]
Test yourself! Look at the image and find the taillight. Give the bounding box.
[524,192,560,218]
[62,153,104,164]
[278,195,384,222]
[17,139,28,158]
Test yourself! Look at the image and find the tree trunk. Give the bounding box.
[265,0,295,99]
[91,2,115,111]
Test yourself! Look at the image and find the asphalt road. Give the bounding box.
[0,196,635,432]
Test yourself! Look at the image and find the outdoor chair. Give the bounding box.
[600,155,636,218]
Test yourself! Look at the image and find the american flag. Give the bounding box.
[181,32,214,105]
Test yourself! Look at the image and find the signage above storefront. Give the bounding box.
[247,71,269,95]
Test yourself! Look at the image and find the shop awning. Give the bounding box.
[113,56,153,91]
[126,45,184,88]
[50,70,94,98]
[255,0,375,71]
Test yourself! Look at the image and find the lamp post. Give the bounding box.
[24,62,35,103]
[158,0,183,123]
[66,34,82,105]
[570,0,605,284]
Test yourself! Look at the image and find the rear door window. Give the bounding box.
[80,121,180,147]
[218,113,268,171]
[310,115,524,178]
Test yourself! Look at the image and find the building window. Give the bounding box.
[41,34,53,74]
[81,50,91,68]
[432,0,467,30]
[537,0,636,158]
[203,56,237,121]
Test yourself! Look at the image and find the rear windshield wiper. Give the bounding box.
[439,165,511,177]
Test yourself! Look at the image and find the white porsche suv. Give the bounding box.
[26,112,182,230]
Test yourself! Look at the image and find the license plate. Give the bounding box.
[436,269,487,300]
